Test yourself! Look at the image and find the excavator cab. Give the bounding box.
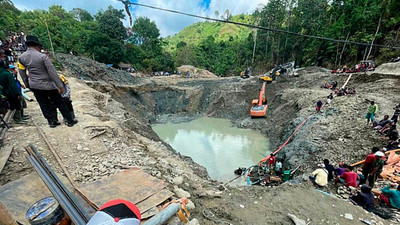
[250,83,268,118]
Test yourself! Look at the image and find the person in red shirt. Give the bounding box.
[360,147,379,184]
[268,153,276,175]
[335,166,359,187]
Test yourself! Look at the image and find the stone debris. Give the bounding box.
[344,213,353,220]
[187,218,200,225]
[173,176,184,185]
[186,199,195,210]
[174,186,191,198]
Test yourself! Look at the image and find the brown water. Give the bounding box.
[152,117,270,181]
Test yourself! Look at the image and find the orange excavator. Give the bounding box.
[250,82,268,117]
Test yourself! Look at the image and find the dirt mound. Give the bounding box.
[295,66,330,76]
[375,61,400,75]
[57,53,138,83]
[177,65,217,78]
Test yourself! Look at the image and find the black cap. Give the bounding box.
[25,35,42,46]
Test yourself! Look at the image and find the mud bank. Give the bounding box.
[23,54,396,224]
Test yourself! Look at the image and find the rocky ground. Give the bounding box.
[1,55,399,224]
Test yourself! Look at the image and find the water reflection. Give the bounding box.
[152,117,270,181]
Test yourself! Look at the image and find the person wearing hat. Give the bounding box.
[0,59,25,124]
[309,163,328,187]
[368,151,385,188]
[87,199,141,225]
[18,35,77,127]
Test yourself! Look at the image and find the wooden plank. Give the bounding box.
[136,189,173,214]
[0,200,18,225]
[141,206,159,219]
[0,146,13,173]
[351,148,400,167]
[78,169,168,207]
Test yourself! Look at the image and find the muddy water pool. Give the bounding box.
[152,117,270,181]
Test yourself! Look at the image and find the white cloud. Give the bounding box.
[12,0,269,37]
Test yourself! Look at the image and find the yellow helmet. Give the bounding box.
[59,74,68,84]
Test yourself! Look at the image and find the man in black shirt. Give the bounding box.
[323,159,335,181]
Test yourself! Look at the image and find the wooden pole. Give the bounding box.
[44,17,55,56]
[366,15,382,61]
[339,32,350,67]
[0,200,18,225]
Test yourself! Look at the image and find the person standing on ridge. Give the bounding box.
[316,100,323,113]
[368,151,385,188]
[392,102,400,124]
[366,101,378,125]
[18,35,77,128]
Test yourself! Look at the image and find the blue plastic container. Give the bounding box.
[26,197,64,225]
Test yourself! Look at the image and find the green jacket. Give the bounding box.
[0,67,20,97]
[382,186,400,209]
[368,104,378,114]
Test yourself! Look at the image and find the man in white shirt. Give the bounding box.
[309,164,328,187]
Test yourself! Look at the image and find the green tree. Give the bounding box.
[96,6,127,42]
[131,17,161,54]
[86,31,124,64]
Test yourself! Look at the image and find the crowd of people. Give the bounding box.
[0,32,26,63]
[308,99,400,213]
[0,34,78,128]
[331,61,376,74]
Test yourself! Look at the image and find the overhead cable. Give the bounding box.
[126,2,400,50]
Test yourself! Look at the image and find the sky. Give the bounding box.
[12,0,268,37]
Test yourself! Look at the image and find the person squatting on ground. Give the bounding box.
[309,163,328,187]
[0,60,25,124]
[335,166,359,188]
[372,115,390,130]
[366,101,378,125]
[380,183,400,210]
[323,159,335,182]
[350,184,375,210]
[18,35,77,128]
